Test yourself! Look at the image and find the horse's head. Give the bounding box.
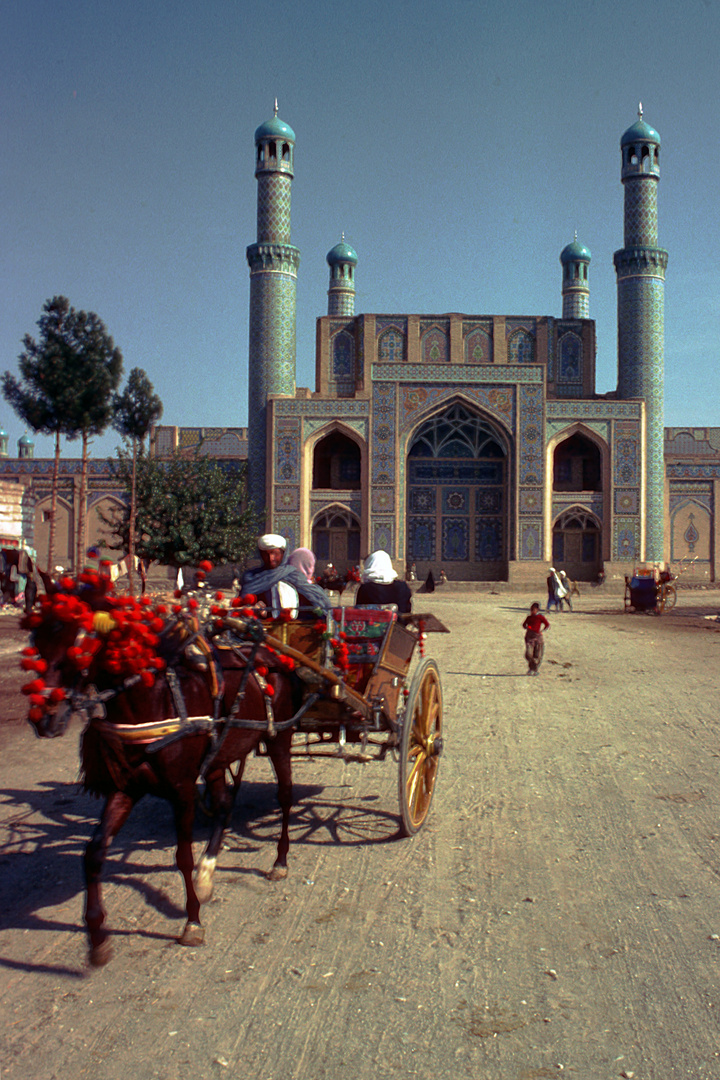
[22,590,101,738]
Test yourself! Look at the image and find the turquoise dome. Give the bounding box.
[327,240,358,267]
[255,115,296,143]
[621,118,660,147]
[18,433,34,445]
[560,239,591,264]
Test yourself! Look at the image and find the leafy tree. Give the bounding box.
[2,297,82,570]
[3,296,123,572]
[112,368,163,596]
[50,299,123,571]
[100,450,259,574]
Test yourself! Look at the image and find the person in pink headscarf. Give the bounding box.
[288,547,316,583]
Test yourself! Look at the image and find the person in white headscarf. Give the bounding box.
[241,534,331,617]
[355,551,412,613]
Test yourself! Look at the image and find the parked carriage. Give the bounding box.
[623,567,677,614]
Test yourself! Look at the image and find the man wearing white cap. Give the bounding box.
[241,534,332,617]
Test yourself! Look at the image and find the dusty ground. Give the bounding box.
[2,588,720,1080]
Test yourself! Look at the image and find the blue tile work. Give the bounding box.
[615,117,668,564]
[275,486,299,512]
[256,174,293,243]
[371,487,395,513]
[519,489,542,514]
[520,523,541,559]
[615,489,639,515]
[371,383,397,485]
[476,519,503,560]
[547,401,642,420]
[442,518,469,560]
[408,518,435,560]
[463,323,492,362]
[374,364,542,385]
[666,464,720,478]
[614,437,639,485]
[668,484,712,512]
[420,322,450,363]
[442,487,469,513]
[276,400,369,416]
[516,383,545,558]
[373,521,394,553]
[507,329,535,363]
[273,516,298,552]
[558,332,582,381]
[247,249,300,511]
[399,385,515,432]
[615,520,640,561]
[409,487,435,514]
[275,418,300,483]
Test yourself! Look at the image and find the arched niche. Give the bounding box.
[405,401,508,579]
[553,431,602,492]
[552,506,602,581]
[312,505,361,570]
[312,430,362,490]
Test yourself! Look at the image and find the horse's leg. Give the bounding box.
[194,757,248,904]
[173,784,206,947]
[84,790,135,967]
[266,730,294,881]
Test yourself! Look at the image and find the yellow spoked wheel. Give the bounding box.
[398,659,443,836]
[663,585,677,612]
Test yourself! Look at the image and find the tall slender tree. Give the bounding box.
[112,368,163,595]
[45,299,123,571]
[2,297,86,570]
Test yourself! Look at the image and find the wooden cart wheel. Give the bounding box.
[398,658,443,836]
[663,585,677,612]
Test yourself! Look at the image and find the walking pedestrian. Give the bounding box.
[547,568,561,612]
[523,602,550,676]
[558,570,573,611]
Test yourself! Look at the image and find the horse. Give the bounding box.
[22,575,297,966]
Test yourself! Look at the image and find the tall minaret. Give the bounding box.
[560,234,591,319]
[326,235,358,316]
[246,102,300,515]
[613,105,668,563]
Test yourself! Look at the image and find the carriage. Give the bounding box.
[21,572,448,963]
[217,603,448,836]
[623,566,677,614]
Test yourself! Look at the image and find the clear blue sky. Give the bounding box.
[2,0,718,458]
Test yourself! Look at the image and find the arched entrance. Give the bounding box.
[406,403,508,580]
[312,507,360,572]
[552,508,601,581]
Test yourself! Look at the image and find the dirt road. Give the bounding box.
[2,590,720,1080]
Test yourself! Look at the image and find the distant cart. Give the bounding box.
[624,568,676,614]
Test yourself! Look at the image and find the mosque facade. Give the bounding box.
[245,106,686,583]
[2,107,719,584]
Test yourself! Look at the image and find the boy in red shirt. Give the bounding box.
[523,602,550,675]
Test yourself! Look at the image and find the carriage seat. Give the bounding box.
[331,607,397,667]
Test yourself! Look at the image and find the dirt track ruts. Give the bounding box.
[2,590,720,1080]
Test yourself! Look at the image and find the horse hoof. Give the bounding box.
[178,921,205,947]
[88,940,113,967]
[194,856,216,904]
[267,864,288,882]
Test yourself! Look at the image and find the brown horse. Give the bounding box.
[23,582,297,966]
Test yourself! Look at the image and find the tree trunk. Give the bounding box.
[127,439,137,597]
[76,432,89,574]
[46,431,61,574]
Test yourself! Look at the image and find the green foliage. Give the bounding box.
[112,368,163,445]
[101,449,260,569]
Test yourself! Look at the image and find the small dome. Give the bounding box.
[18,433,34,446]
[327,240,358,267]
[255,115,295,144]
[621,117,660,148]
[560,239,591,264]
